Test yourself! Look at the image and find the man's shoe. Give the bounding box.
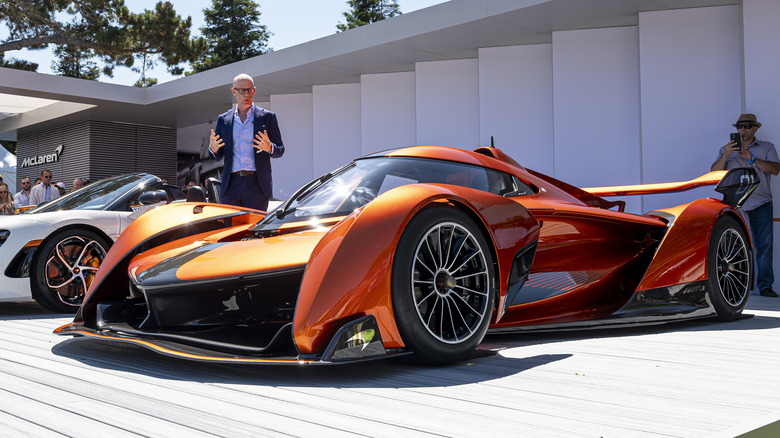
[760,289,778,297]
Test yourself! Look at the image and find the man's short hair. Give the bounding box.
[40,169,52,177]
[232,73,254,87]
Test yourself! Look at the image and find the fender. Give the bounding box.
[637,198,749,291]
[293,183,539,355]
[76,202,265,323]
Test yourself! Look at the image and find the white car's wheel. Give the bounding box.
[31,229,110,313]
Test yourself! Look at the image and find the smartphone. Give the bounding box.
[729,133,741,150]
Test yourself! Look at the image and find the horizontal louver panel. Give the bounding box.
[16,120,176,189]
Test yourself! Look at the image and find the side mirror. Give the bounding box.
[138,190,169,206]
[715,167,759,208]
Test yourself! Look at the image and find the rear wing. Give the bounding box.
[583,167,759,209]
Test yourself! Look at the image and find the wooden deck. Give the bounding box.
[2,297,780,437]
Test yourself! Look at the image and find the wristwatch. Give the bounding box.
[749,154,756,165]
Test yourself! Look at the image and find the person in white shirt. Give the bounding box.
[14,176,32,206]
[28,169,60,205]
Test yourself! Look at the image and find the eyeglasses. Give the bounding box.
[21,181,31,184]
[736,124,755,130]
[43,175,52,179]
[233,87,256,95]
[0,191,7,194]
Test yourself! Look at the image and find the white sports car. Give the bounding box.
[0,173,186,312]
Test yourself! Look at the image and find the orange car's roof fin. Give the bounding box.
[583,171,728,197]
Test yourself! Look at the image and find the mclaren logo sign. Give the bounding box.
[21,145,64,168]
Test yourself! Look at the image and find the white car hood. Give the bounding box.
[0,210,126,239]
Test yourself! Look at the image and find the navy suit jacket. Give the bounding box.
[212,106,284,199]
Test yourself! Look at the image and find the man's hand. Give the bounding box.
[738,146,753,160]
[253,130,272,153]
[726,140,740,154]
[209,129,224,153]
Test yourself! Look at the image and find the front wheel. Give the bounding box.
[392,205,495,365]
[708,216,751,321]
[31,228,110,313]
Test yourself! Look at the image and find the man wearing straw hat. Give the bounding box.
[712,113,780,297]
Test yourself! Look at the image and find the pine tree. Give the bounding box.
[337,0,401,32]
[189,0,272,74]
[52,45,101,80]
[0,53,38,71]
[0,1,206,81]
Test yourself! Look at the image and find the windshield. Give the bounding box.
[254,156,518,233]
[32,174,156,213]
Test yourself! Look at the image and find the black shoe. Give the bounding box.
[760,289,778,297]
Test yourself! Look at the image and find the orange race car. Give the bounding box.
[56,146,758,365]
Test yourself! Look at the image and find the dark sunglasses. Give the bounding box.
[0,191,7,194]
[43,175,52,178]
[735,124,755,130]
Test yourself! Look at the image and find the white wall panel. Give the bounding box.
[361,72,416,154]
[415,59,479,149]
[478,44,553,174]
[270,93,313,200]
[639,6,741,212]
[552,27,642,212]
[743,0,780,291]
[313,83,361,176]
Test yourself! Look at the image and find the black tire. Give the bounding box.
[708,216,751,321]
[31,228,111,313]
[391,205,495,365]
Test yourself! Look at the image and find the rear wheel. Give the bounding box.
[392,205,495,364]
[31,228,110,313]
[708,216,750,321]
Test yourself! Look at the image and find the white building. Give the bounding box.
[1,0,780,275]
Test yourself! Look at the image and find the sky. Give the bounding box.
[1,0,447,86]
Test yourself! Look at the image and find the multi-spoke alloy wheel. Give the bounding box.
[32,229,110,313]
[392,206,495,364]
[708,216,751,321]
[716,228,749,306]
[411,222,490,344]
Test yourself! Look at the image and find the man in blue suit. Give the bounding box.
[209,73,285,211]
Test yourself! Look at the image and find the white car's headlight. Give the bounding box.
[0,230,9,247]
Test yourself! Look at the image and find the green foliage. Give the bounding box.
[189,0,272,74]
[0,1,206,82]
[52,45,100,80]
[0,53,38,71]
[133,76,159,88]
[336,0,401,32]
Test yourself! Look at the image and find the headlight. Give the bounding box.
[0,230,9,247]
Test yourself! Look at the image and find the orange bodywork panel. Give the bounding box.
[128,229,324,282]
